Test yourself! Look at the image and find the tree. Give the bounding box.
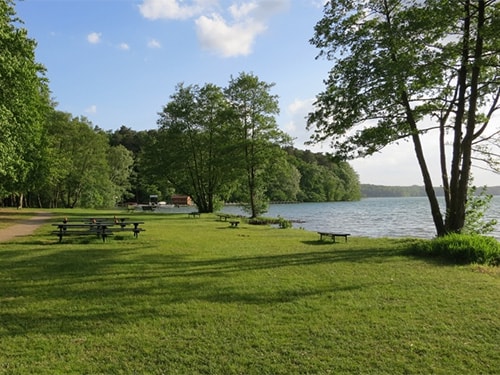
[264,149,301,202]
[107,144,134,204]
[0,0,50,206]
[39,112,113,208]
[308,0,500,236]
[225,72,290,218]
[154,83,237,212]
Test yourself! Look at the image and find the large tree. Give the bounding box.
[154,83,237,212]
[225,72,291,218]
[0,0,50,205]
[39,112,114,208]
[308,0,500,236]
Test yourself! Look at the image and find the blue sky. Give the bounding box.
[15,0,499,186]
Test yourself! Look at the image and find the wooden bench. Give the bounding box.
[188,212,200,218]
[317,232,350,243]
[229,220,240,228]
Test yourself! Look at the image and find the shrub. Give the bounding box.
[464,184,497,235]
[247,216,292,228]
[410,234,500,266]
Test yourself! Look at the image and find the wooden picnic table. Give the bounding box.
[53,218,146,241]
[84,219,145,237]
[113,221,145,237]
[217,214,231,221]
[52,222,114,243]
[188,212,200,218]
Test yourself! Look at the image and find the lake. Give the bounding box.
[220,196,500,240]
[156,196,500,240]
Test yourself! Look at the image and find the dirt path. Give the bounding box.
[0,212,53,242]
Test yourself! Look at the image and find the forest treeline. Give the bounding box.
[1,115,361,211]
[361,184,500,198]
[0,1,360,216]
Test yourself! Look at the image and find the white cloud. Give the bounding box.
[147,38,162,48]
[229,2,258,19]
[195,0,289,57]
[119,42,130,50]
[281,98,315,146]
[138,0,215,20]
[195,13,266,57]
[139,0,290,57]
[87,32,102,44]
[85,105,97,114]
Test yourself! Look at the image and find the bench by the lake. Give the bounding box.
[217,214,231,221]
[142,205,156,212]
[188,212,200,218]
[229,220,240,228]
[318,232,350,243]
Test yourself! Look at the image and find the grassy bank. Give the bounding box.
[0,209,499,374]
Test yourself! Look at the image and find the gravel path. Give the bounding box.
[0,212,52,242]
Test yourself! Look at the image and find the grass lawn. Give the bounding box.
[0,209,499,374]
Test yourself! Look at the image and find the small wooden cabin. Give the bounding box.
[171,194,193,206]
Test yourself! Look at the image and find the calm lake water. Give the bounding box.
[156,196,500,239]
[220,196,500,240]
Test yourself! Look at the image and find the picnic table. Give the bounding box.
[188,212,200,218]
[317,232,351,243]
[84,218,145,237]
[217,214,231,221]
[53,218,146,242]
[52,222,114,243]
[113,220,145,237]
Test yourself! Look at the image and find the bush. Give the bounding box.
[410,233,500,266]
[247,216,292,228]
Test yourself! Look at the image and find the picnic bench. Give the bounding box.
[317,232,351,243]
[52,223,114,243]
[85,219,145,237]
[52,219,146,242]
[229,220,240,228]
[217,214,231,221]
[188,212,200,218]
[111,221,145,237]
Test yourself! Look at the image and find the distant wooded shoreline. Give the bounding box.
[361,184,500,198]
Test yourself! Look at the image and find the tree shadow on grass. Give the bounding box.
[0,239,406,337]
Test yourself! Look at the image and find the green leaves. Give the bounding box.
[0,0,49,196]
[308,0,500,235]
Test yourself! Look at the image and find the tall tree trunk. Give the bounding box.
[401,94,446,236]
[447,0,485,233]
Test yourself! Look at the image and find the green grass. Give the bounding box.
[0,208,499,374]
